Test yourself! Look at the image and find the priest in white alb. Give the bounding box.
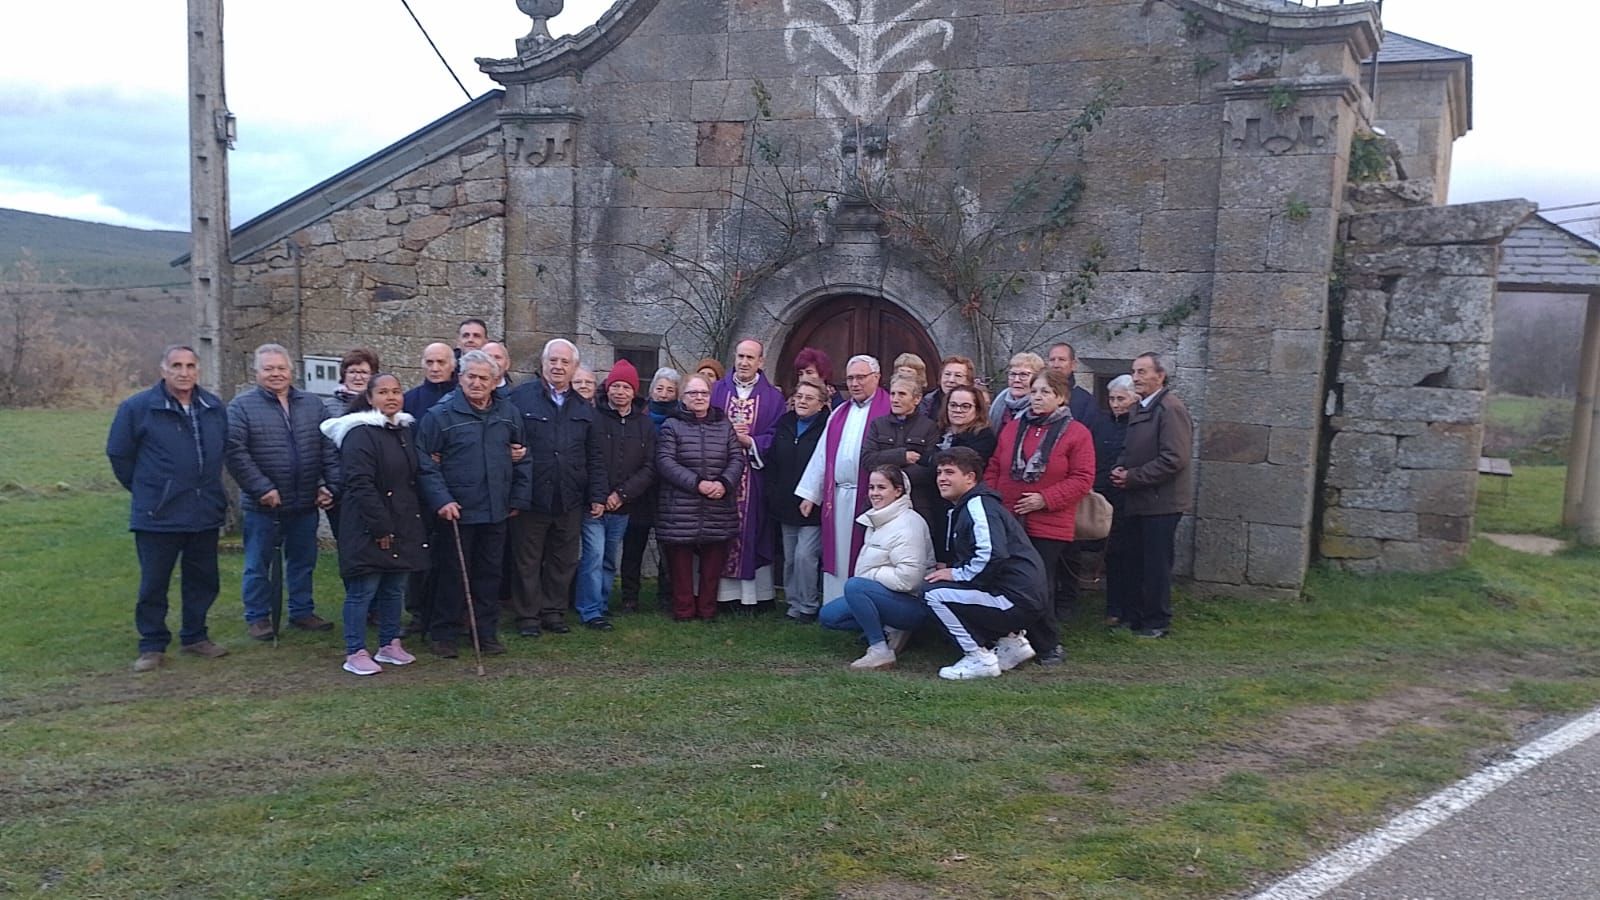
[795,354,891,601]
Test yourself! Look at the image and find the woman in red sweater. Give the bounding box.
[983,368,1095,665]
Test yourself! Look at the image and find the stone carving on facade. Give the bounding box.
[1224,107,1336,157]
[500,111,579,167]
[515,0,564,55]
[784,0,954,136]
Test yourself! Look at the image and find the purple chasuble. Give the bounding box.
[711,371,785,580]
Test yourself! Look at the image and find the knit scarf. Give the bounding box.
[997,389,1030,425]
[1010,405,1073,484]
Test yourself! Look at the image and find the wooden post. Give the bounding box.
[1564,294,1600,526]
[1581,340,1600,545]
[188,0,233,396]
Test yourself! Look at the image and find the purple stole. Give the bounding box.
[712,372,785,580]
[820,388,891,575]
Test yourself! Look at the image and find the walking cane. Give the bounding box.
[450,518,487,677]
[270,510,284,649]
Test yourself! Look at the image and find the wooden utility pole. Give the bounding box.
[188,0,234,395]
[1563,295,1600,526]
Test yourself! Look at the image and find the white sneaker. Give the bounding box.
[883,626,911,654]
[993,632,1036,671]
[850,642,897,670]
[939,648,1001,680]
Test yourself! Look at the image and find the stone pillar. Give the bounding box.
[1190,62,1368,596]
[1562,294,1600,526]
[498,77,582,374]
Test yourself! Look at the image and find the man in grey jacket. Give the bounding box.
[225,343,339,640]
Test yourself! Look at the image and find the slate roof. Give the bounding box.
[1497,215,1600,293]
[1367,32,1470,65]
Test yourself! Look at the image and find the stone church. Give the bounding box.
[216,0,1528,597]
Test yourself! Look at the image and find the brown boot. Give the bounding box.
[132,651,164,673]
[290,614,334,632]
[247,619,276,641]
[180,640,229,659]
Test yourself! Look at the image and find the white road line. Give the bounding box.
[1249,704,1600,900]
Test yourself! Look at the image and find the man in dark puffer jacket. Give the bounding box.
[225,343,339,640]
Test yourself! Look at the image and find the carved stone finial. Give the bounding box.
[515,0,564,55]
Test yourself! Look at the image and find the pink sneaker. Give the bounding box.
[373,639,416,666]
[342,649,382,676]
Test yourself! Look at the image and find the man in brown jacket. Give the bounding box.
[1110,352,1193,638]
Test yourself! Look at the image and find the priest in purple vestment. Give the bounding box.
[712,339,786,608]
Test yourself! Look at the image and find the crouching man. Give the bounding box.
[923,447,1049,680]
[107,344,230,672]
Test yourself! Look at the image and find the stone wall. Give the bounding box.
[1319,198,1534,572]
[232,135,506,388]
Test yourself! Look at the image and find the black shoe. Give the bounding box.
[517,624,541,638]
[543,620,571,634]
[787,613,818,625]
[584,618,614,632]
[430,640,459,658]
[400,620,427,639]
[1036,646,1066,666]
[479,639,507,656]
[1133,627,1168,639]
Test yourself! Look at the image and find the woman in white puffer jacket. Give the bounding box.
[817,464,935,670]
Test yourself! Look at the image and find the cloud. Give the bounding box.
[0,178,173,231]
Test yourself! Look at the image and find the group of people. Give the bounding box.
[108,320,1192,681]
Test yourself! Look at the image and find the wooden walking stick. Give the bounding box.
[449,518,487,677]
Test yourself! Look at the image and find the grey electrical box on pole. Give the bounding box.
[188,0,234,396]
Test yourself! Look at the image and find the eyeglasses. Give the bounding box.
[844,374,872,382]
[947,402,975,411]
[1007,370,1033,380]
[682,390,710,398]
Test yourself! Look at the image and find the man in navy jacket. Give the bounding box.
[107,345,230,672]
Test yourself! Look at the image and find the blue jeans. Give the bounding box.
[342,571,406,654]
[819,576,929,646]
[577,512,629,622]
[134,530,220,652]
[241,508,320,624]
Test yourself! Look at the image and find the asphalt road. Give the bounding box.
[1307,719,1600,899]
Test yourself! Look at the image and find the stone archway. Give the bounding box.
[777,293,941,393]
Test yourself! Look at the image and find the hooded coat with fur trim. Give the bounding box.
[322,410,431,577]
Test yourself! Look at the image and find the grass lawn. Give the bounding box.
[5,409,1600,898]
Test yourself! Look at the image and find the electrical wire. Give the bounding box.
[1542,201,1600,214]
[399,0,473,102]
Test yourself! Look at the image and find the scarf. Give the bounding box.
[1010,405,1073,484]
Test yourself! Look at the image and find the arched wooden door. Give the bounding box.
[777,294,941,393]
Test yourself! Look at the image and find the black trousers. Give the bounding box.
[1028,537,1069,653]
[134,530,220,652]
[508,508,583,626]
[1053,542,1081,613]
[621,518,671,609]
[431,519,506,643]
[1120,513,1181,631]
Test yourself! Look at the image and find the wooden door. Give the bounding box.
[777,294,941,393]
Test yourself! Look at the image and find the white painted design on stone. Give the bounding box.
[783,0,954,128]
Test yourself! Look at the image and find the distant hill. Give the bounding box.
[0,208,189,287]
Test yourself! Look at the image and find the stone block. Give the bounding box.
[1026,56,1200,111]
[1385,275,1495,343]
[1320,534,1381,560]
[1163,158,1220,210]
[1418,514,1472,543]
[1410,469,1478,517]
[1270,329,1324,375]
[1199,421,1269,463]
[1086,104,1222,162]
[1191,517,1247,584]
[1341,384,1484,425]
[1210,273,1329,330]
[1267,207,1339,274]
[401,214,453,251]
[1336,340,1454,387]
[592,33,728,83]
[728,27,854,78]
[1328,431,1396,474]
[1195,461,1313,526]
[1397,424,1481,470]
[928,66,1031,114]
[1379,538,1468,573]
[358,263,416,289]
[461,179,502,205]
[1345,199,1536,248]
[1212,208,1269,272]
[329,208,393,243]
[1343,244,1500,278]
[1205,371,1321,428]
[300,222,336,246]
[1268,427,1317,467]
[696,121,747,167]
[1327,416,1428,437]
[622,167,733,209]
[1442,342,1490,391]
[1208,328,1272,372]
[508,167,577,208]
[1333,479,1415,512]
[580,80,693,123]
[1246,523,1309,589]
[429,185,458,209]
[1219,155,1339,210]
[1140,209,1217,272]
[1339,289,1388,341]
[372,192,399,211]
[690,77,818,121]
[975,9,1146,67]
[1324,507,1417,541]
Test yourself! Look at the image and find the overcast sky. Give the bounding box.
[2,1,1596,235]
